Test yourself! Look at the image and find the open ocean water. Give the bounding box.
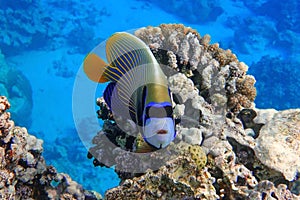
[0,0,299,196]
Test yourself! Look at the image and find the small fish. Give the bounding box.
[84,32,176,151]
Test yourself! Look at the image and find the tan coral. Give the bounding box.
[208,45,238,67]
[236,75,257,102]
[230,93,253,111]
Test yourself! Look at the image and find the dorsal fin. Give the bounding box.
[103,32,154,82]
[83,32,154,83]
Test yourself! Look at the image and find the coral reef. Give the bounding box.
[250,56,300,109]
[148,0,224,23]
[225,2,300,59]
[241,0,300,33]
[225,16,278,54]
[87,24,300,199]
[0,96,102,199]
[0,49,33,127]
[225,1,300,110]
[0,1,99,56]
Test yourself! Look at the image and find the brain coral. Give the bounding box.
[188,145,207,170]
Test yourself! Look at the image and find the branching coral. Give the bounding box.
[135,24,256,113]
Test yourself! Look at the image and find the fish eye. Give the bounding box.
[145,105,173,119]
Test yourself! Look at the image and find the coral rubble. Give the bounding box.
[105,155,218,200]
[0,96,102,199]
[87,24,300,199]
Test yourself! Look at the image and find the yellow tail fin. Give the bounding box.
[83,53,109,83]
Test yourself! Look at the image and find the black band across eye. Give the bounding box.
[145,105,173,119]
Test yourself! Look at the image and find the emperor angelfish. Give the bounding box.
[84,32,176,150]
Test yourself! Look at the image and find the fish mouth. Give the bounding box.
[157,129,168,134]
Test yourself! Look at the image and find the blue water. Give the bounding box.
[0,0,299,196]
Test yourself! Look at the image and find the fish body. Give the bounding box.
[84,32,176,150]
